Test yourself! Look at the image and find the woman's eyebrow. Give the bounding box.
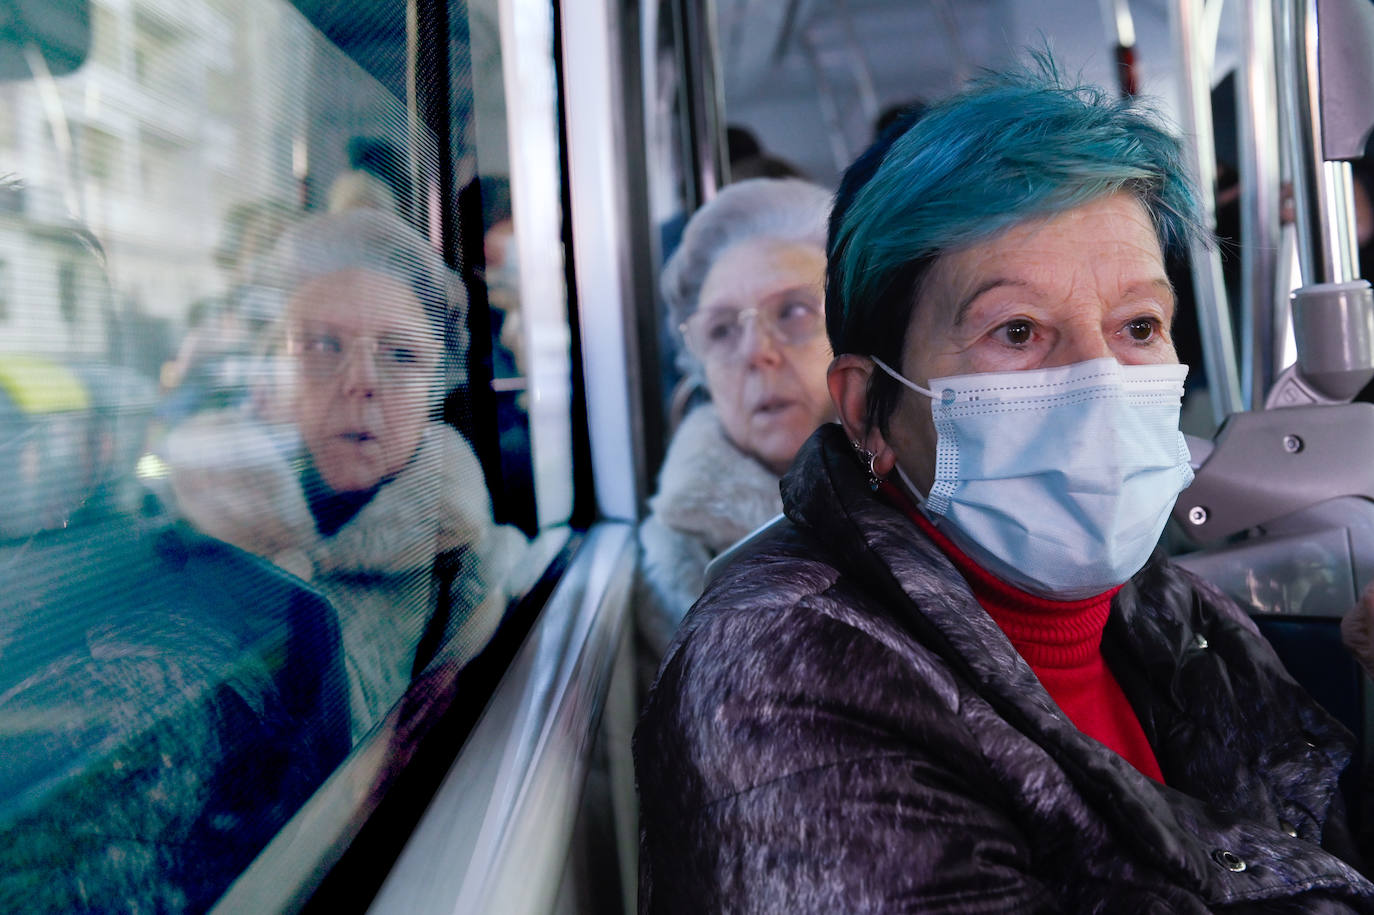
[694,302,740,318]
[758,284,823,306]
[292,322,338,337]
[379,329,439,350]
[950,275,1176,326]
[952,278,1035,326]
[1123,278,1177,306]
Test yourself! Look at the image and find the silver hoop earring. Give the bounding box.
[851,440,884,491]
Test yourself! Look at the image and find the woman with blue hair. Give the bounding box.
[635,62,1374,911]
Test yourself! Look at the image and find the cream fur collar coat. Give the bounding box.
[165,411,525,741]
[637,404,782,682]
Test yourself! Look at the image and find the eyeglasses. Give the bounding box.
[680,298,824,363]
[289,330,438,382]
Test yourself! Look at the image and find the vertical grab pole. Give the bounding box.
[1264,0,1374,409]
[676,0,729,205]
[1277,0,1360,286]
[1237,0,1284,408]
[1172,0,1245,422]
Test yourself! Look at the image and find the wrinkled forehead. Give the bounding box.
[700,237,826,308]
[913,191,1166,293]
[287,267,436,343]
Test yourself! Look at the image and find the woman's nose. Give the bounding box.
[739,314,783,367]
[340,342,379,396]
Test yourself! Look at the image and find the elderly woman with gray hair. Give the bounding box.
[637,177,835,679]
[166,207,525,743]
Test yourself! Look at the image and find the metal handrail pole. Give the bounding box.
[1173,0,1245,421]
[1279,0,1359,286]
[1238,0,1283,408]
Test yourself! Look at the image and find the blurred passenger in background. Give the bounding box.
[637,178,833,687]
[872,97,927,140]
[214,199,298,290]
[165,208,527,742]
[160,200,297,423]
[658,127,807,272]
[158,291,276,423]
[726,125,807,181]
[475,175,539,536]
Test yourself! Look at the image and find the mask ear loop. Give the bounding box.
[870,355,940,400]
[893,463,928,508]
[867,356,935,508]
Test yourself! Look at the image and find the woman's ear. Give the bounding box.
[827,354,894,470]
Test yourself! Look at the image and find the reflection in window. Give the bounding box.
[0,91,15,152]
[132,9,184,90]
[80,125,120,184]
[57,261,77,323]
[90,5,122,71]
[0,0,555,909]
[163,209,529,742]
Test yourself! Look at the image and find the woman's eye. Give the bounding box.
[997,320,1033,346]
[1125,318,1158,342]
[777,300,820,330]
[386,347,418,365]
[704,317,738,342]
[306,334,342,355]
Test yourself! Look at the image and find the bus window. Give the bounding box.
[0,0,572,911]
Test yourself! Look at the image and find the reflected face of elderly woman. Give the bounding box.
[688,237,833,475]
[287,268,440,494]
[880,192,1178,490]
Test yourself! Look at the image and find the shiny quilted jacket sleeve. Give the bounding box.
[635,577,1057,914]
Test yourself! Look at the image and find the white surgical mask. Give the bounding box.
[872,356,1193,599]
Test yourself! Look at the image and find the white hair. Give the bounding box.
[661,178,832,374]
[264,207,470,388]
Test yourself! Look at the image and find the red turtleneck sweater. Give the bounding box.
[882,482,1165,784]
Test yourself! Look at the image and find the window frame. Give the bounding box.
[210,528,579,913]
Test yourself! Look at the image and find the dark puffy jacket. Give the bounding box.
[0,520,350,913]
[636,424,1374,913]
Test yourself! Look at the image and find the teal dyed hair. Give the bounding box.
[825,57,1207,430]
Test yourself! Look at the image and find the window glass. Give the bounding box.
[57,260,78,323]
[641,0,700,422]
[0,0,565,910]
[463,0,573,534]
